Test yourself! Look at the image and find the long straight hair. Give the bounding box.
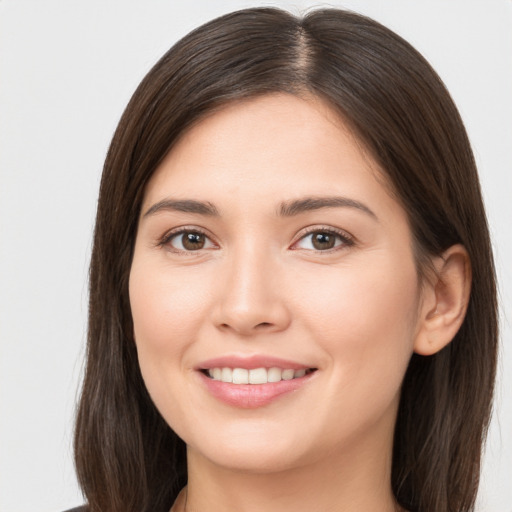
[74,8,498,512]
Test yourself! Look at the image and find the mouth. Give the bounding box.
[196,355,318,408]
[201,367,317,384]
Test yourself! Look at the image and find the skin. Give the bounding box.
[129,93,470,512]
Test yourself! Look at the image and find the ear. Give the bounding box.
[414,244,471,356]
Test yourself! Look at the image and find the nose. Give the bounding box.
[211,245,291,336]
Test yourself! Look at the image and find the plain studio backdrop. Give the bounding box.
[0,1,511,511]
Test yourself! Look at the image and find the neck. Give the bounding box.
[183,426,400,512]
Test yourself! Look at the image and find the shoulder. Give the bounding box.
[62,507,87,512]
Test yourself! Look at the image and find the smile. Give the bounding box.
[204,367,316,384]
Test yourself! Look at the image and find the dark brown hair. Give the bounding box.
[74,7,498,512]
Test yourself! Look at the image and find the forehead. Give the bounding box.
[142,93,394,216]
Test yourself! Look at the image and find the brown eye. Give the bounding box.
[166,230,214,252]
[293,229,353,252]
[311,232,336,250]
[182,232,205,250]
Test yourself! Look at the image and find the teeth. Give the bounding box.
[249,368,267,384]
[267,367,282,383]
[282,369,295,380]
[206,367,312,384]
[221,367,233,383]
[232,368,249,384]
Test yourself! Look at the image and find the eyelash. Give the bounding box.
[158,225,355,254]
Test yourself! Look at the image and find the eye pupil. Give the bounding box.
[312,232,335,250]
[182,232,205,250]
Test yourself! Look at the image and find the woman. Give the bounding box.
[73,7,498,512]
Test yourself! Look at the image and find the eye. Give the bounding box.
[293,229,354,251]
[162,229,216,252]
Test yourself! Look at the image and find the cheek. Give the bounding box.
[129,260,211,356]
[299,251,418,326]
[128,258,213,429]
[288,256,420,444]
[296,254,419,390]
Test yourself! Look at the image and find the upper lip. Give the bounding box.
[197,355,315,371]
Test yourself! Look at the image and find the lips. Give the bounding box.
[197,355,317,408]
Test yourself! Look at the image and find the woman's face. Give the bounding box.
[129,94,424,473]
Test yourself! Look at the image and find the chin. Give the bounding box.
[185,424,314,474]
[193,446,308,475]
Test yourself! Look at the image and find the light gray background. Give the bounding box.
[0,1,511,511]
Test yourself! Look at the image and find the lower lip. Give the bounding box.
[198,371,315,409]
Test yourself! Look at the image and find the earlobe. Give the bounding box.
[414,244,471,356]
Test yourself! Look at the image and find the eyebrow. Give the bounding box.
[143,199,219,218]
[143,195,377,220]
[278,196,378,220]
